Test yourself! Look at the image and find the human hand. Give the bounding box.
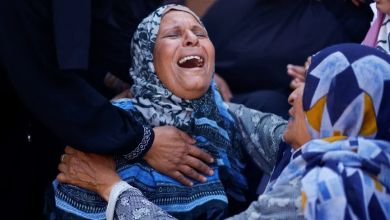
[111,89,134,101]
[144,126,214,186]
[57,146,122,202]
[287,56,311,90]
[351,0,365,7]
[104,72,131,93]
[214,73,233,102]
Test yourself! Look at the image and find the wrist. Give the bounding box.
[98,176,123,202]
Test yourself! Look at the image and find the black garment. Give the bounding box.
[0,0,160,219]
[230,90,290,119]
[85,0,164,99]
[322,0,374,43]
[202,0,372,96]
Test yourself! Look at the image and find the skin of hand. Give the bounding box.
[214,73,233,102]
[144,126,215,186]
[290,79,305,90]
[57,146,122,202]
[287,56,311,89]
[104,72,131,93]
[351,0,365,7]
[110,89,134,101]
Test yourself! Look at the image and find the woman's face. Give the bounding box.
[376,0,390,14]
[283,85,312,150]
[153,10,215,100]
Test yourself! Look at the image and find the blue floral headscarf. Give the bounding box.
[129,5,213,131]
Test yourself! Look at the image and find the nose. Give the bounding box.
[288,90,297,105]
[182,30,200,47]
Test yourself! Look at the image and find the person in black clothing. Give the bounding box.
[202,0,373,119]
[0,1,213,219]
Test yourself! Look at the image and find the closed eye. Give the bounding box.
[166,34,179,38]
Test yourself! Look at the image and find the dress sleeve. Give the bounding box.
[226,176,304,220]
[226,103,287,175]
[107,182,177,220]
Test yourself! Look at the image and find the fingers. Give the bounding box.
[58,162,67,173]
[290,80,297,90]
[65,146,76,155]
[60,154,70,163]
[179,165,208,184]
[187,144,214,163]
[291,65,305,76]
[287,65,306,80]
[185,156,214,176]
[290,79,305,89]
[305,56,311,65]
[56,173,68,183]
[176,128,197,144]
[221,86,233,102]
[172,171,193,186]
[351,0,360,7]
[304,57,311,71]
[127,90,134,98]
[214,73,233,102]
[111,89,131,101]
[104,72,120,88]
[290,79,301,90]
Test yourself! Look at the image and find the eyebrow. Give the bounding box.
[162,25,205,34]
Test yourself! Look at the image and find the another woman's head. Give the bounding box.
[284,44,390,149]
[154,10,215,99]
[376,0,390,14]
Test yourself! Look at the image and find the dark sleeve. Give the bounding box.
[7,67,154,157]
[0,0,154,159]
[321,0,373,43]
[91,0,164,84]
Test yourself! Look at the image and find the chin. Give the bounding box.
[282,132,290,144]
[180,78,211,98]
[179,87,209,100]
[282,126,295,145]
[376,5,390,14]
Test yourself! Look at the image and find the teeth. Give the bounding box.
[179,56,203,64]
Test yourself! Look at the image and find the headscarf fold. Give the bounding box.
[129,5,201,130]
[53,5,247,220]
[272,44,390,220]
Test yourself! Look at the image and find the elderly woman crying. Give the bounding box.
[49,5,286,220]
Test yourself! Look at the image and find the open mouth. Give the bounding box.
[177,55,204,69]
[288,110,294,120]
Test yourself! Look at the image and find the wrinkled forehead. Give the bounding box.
[160,10,204,30]
[144,5,206,38]
[131,5,207,56]
[162,6,202,24]
[160,6,206,34]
